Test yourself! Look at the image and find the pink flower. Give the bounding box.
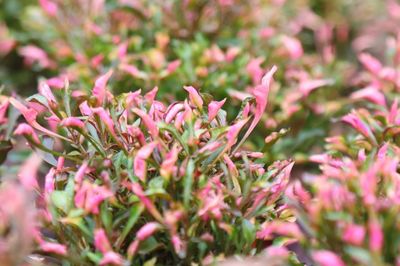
[134,142,157,181]
[282,36,303,59]
[359,53,382,74]
[39,0,58,16]
[38,82,57,107]
[44,168,56,200]
[208,99,226,122]
[93,70,113,106]
[74,162,89,186]
[312,250,345,266]
[226,119,248,148]
[369,221,383,252]
[0,100,9,124]
[246,58,264,84]
[136,222,161,241]
[342,224,365,246]
[120,64,147,79]
[18,45,54,69]
[94,229,111,253]
[46,76,65,89]
[14,123,40,144]
[133,108,159,137]
[61,117,85,129]
[184,86,203,109]
[350,86,386,106]
[342,112,376,143]
[240,66,277,147]
[40,242,67,255]
[99,252,124,266]
[160,145,179,179]
[79,101,93,116]
[167,60,181,74]
[17,153,42,190]
[299,79,333,97]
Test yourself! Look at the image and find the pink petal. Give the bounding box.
[136,222,160,241]
[359,53,382,74]
[312,250,345,266]
[134,142,157,181]
[61,117,85,129]
[93,70,113,106]
[133,108,159,137]
[208,99,226,122]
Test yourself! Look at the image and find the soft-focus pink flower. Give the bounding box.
[17,153,42,190]
[18,45,54,69]
[40,242,67,255]
[208,99,226,122]
[94,229,111,253]
[79,101,93,116]
[350,86,386,106]
[184,86,203,109]
[120,64,147,79]
[342,112,376,143]
[93,70,113,106]
[74,162,88,186]
[39,0,58,16]
[44,168,55,200]
[167,60,181,74]
[134,141,157,181]
[246,58,264,84]
[99,251,124,266]
[133,108,159,137]
[160,145,179,179]
[226,119,248,148]
[342,224,365,246]
[136,222,161,241]
[359,53,382,75]
[240,66,277,146]
[312,250,345,266]
[14,123,40,144]
[282,36,304,59]
[299,79,333,97]
[46,76,65,89]
[369,220,383,252]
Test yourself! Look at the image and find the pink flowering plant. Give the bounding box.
[7,68,298,264]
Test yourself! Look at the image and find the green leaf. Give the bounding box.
[115,204,144,248]
[183,159,194,209]
[51,191,71,213]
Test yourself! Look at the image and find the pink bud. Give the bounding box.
[137,222,160,241]
[208,99,226,122]
[134,142,157,181]
[312,250,345,266]
[343,224,365,246]
[184,86,203,109]
[93,70,113,106]
[144,86,158,105]
[46,76,65,89]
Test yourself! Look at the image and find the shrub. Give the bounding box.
[8,67,297,265]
